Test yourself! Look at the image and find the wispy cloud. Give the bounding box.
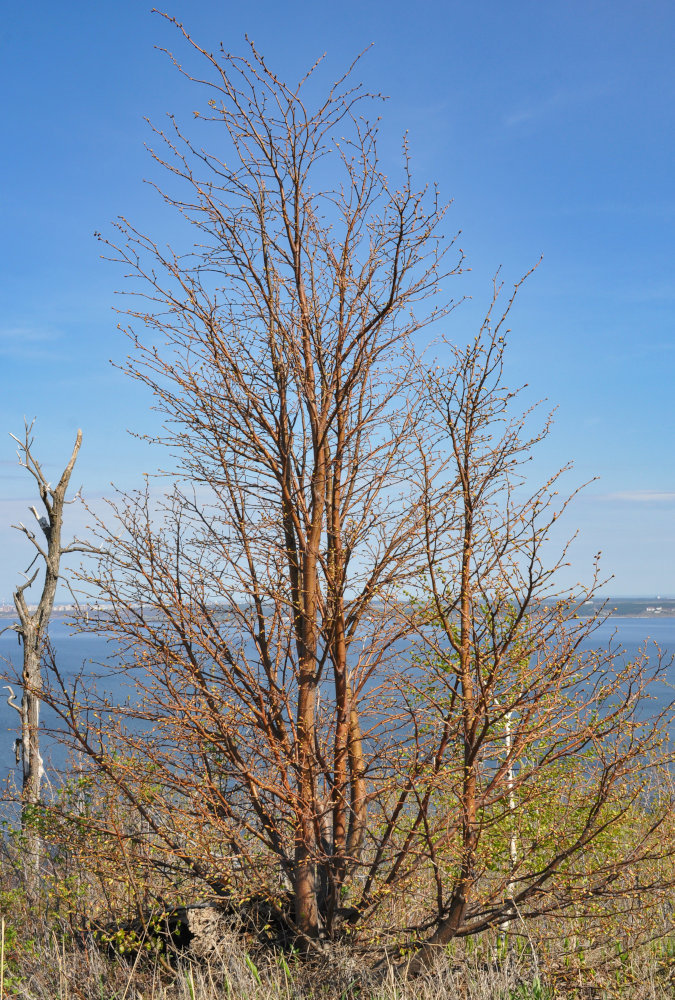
[0,326,61,359]
[601,491,675,504]
[619,282,675,305]
[503,82,614,128]
[553,201,675,221]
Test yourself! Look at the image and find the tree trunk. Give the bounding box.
[19,624,44,885]
[10,424,83,893]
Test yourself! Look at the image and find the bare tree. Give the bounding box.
[6,421,82,887]
[60,20,461,945]
[400,288,674,971]
[39,23,673,969]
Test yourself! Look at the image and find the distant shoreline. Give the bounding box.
[2,598,675,622]
[606,609,675,614]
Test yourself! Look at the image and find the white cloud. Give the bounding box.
[0,326,58,343]
[503,82,614,129]
[601,491,675,503]
[0,326,62,359]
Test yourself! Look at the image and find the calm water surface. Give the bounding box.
[0,615,673,787]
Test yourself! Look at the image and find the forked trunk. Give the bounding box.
[10,425,82,894]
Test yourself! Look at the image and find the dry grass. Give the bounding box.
[1,917,674,1000]
[0,817,673,999]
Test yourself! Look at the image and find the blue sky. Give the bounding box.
[1,0,673,600]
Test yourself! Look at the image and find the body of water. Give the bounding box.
[0,615,673,792]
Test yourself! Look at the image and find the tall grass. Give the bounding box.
[0,902,673,1000]
[0,797,673,998]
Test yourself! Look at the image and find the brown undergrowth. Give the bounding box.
[0,913,673,999]
[0,810,673,1000]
